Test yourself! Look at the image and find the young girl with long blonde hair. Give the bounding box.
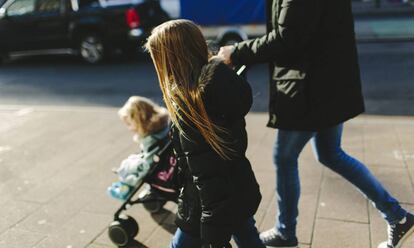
[145,19,265,248]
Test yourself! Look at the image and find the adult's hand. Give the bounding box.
[217,45,235,66]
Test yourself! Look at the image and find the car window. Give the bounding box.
[37,0,60,12]
[102,0,142,7]
[7,0,35,16]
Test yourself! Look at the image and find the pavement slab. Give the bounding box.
[317,170,369,224]
[1,106,414,248]
[0,228,46,248]
[312,218,370,248]
[0,199,40,234]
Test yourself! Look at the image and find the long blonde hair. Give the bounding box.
[145,19,234,160]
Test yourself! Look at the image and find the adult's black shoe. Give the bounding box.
[377,213,414,248]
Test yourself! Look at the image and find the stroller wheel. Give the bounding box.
[108,215,139,247]
[143,200,166,214]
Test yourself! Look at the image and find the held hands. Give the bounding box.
[215,45,235,66]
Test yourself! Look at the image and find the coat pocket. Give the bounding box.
[275,80,309,118]
[177,185,197,222]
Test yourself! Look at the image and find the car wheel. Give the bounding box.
[219,33,244,47]
[79,34,105,64]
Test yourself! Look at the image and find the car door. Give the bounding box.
[32,0,70,50]
[0,0,38,52]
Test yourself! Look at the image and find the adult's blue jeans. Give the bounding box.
[274,124,407,239]
[169,217,265,248]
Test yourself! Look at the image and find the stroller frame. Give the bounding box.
[113,139,174,218]
[108,138,176,247]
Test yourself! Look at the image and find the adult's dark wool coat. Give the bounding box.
[231,0,365,131]
[171,60,261,245]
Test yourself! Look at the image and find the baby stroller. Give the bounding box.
[108,130,179,247]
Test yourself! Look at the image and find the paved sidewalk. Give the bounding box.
[0,105,414,248]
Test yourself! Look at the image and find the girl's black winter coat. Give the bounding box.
[171,59,262,245]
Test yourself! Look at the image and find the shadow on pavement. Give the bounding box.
[126,240,150,248]
[150,208,177,235]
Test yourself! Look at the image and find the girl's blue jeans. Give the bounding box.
[169,217,265,248]
[274,124,407,239]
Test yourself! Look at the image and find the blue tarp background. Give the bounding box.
[180,0,266,26]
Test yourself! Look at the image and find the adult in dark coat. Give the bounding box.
[217,0,414,247]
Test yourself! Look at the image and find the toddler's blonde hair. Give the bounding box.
[118,96,169,139]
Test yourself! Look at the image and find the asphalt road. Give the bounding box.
[0,42,413,116]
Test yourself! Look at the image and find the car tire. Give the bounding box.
[219,33,244,47]
[79,34,105,64]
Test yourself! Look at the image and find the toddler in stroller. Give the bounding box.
[108,96,178,209]
[108,96,179,246]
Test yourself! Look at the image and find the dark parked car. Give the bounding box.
[0,0,169,63]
